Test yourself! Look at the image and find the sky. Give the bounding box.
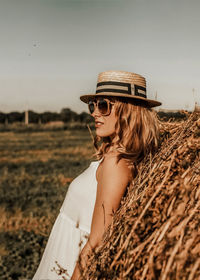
[0,0,199,113]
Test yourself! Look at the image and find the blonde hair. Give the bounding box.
[92,97,159,179]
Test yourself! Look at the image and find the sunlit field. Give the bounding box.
[0,128,95,280]
[0,113,199,280]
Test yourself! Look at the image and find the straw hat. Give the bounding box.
[80,70,161,108]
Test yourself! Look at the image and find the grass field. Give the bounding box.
[0,128,95,280]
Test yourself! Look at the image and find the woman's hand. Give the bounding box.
[71,241,92,280]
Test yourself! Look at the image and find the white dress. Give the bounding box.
[33,159,102,280]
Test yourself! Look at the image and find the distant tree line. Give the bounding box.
[0,108,93,124]
[0,108,188,125]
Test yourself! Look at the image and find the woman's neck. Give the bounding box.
[106,144,118,155]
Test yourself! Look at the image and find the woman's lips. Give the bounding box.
[95,121,104,127]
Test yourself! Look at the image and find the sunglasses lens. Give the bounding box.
[98,99,109,115]
[88,98,111,115]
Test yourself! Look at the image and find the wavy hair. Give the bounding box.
[91,96,159,179]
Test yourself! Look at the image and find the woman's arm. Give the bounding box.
[71,156,132,279]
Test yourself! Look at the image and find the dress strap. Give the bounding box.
[98,157,104,164]
[90,157,104,166]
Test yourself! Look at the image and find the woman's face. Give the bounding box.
[90,97,118,139]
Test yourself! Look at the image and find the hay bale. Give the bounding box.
[80,113,200,280]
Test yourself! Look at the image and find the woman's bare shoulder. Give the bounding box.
[97,152,132,182]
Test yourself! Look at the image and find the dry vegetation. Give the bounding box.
[0,207,54,236]
[0,129,95,279]
[58,113,200,280]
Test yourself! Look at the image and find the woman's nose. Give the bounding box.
[91,105,101,117]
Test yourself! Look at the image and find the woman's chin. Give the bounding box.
[95,130,109,138]
[96,133,107,137]
[96,131,114,138]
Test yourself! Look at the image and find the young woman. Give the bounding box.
[33,70,161,280]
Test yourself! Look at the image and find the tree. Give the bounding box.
[7,112,24,123]
[60,108,74,123]
[0,112,6,124]
[78,112,93,123]
[39,112,61,123]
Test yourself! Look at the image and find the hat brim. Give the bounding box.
[80,92,162,108]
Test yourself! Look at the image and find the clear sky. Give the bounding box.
[0,0,199,113]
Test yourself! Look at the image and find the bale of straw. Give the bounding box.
[79,113,200,280]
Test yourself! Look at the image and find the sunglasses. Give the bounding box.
[88,98,115,116]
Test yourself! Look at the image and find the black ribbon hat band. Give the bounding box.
[96,81,147,99]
